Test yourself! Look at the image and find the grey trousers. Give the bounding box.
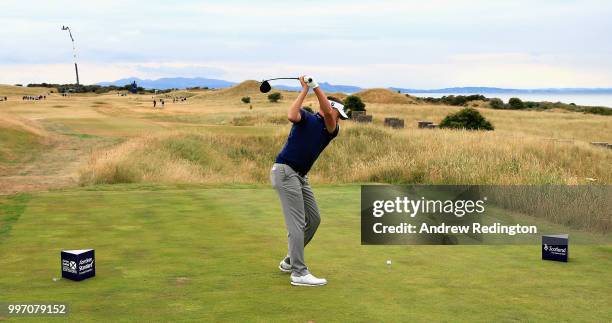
[271,163,321,276]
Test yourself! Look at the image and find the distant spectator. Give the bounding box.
[153,99,157,108]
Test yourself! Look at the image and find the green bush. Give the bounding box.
[582,106,612,116]
[524,101,540,109]
[489,98,505,109]
[508,97,525,109]
[343,95,366,117]
[267,92,282,103]
[241,96,250,104]
[422,95,488,106]
[439,108,494,131]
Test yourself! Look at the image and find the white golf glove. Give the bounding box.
[304,76,319,89]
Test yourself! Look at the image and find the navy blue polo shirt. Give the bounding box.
[275,109,339,176]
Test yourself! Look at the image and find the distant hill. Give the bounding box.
[96,77,236,90]
[97,78,361,93]
[391,86,612,94]
[96,77,612,94]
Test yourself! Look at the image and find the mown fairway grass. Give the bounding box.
[0,185,610,322]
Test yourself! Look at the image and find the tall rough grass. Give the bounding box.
[80,123,612,186]
[482,186,611,233]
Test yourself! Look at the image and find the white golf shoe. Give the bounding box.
[290,274,327,287]
[278,257,292,273]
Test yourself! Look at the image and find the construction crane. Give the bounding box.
[61,26,80,85]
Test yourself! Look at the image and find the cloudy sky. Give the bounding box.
[1,0,611,88]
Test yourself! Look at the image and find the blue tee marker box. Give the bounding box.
[61,249,95,281]
[542,235,568,262]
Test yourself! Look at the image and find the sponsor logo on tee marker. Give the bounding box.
[543,244,566,255]
[62,260,77,274]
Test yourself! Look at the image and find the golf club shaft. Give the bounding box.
[264,77,299,81]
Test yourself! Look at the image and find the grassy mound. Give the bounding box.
[0,114,48,174]
[0,85,54,97]
[79,131,284,185]
[189,80,276,104]
[210,80,261,97]
[355,88,418,104]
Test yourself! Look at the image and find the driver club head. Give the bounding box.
[259,81,272,93]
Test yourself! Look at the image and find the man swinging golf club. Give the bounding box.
[271,75,348,286]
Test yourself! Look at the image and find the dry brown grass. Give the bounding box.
[211,80,261,97]
[0,112,49,138]
[79,122,612,186]
[0,114,48,177]
[0,82,608,191]
[361,102,612,143]
[0,85,54,97]
[482,185,611,233]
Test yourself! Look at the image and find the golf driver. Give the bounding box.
[259,77,313,93]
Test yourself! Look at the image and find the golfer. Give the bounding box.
[271,75,348,286]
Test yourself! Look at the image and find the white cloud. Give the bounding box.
[2,57,612,89]
[0,0,611,87]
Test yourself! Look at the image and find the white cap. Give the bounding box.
[329,100,349,120]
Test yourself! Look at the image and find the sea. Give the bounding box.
[407,93,612,108]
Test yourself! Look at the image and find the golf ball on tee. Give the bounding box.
[386,260,392,265]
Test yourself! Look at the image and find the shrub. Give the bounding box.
[508,97,525,109]
[489,98,505,109]
[421,95,488,106]
[582,106,612,116]
[267,92,282,103]
[445,95,486,106]
[439,108,494,131]
[241,96,250,104]
[343,95,366,117]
